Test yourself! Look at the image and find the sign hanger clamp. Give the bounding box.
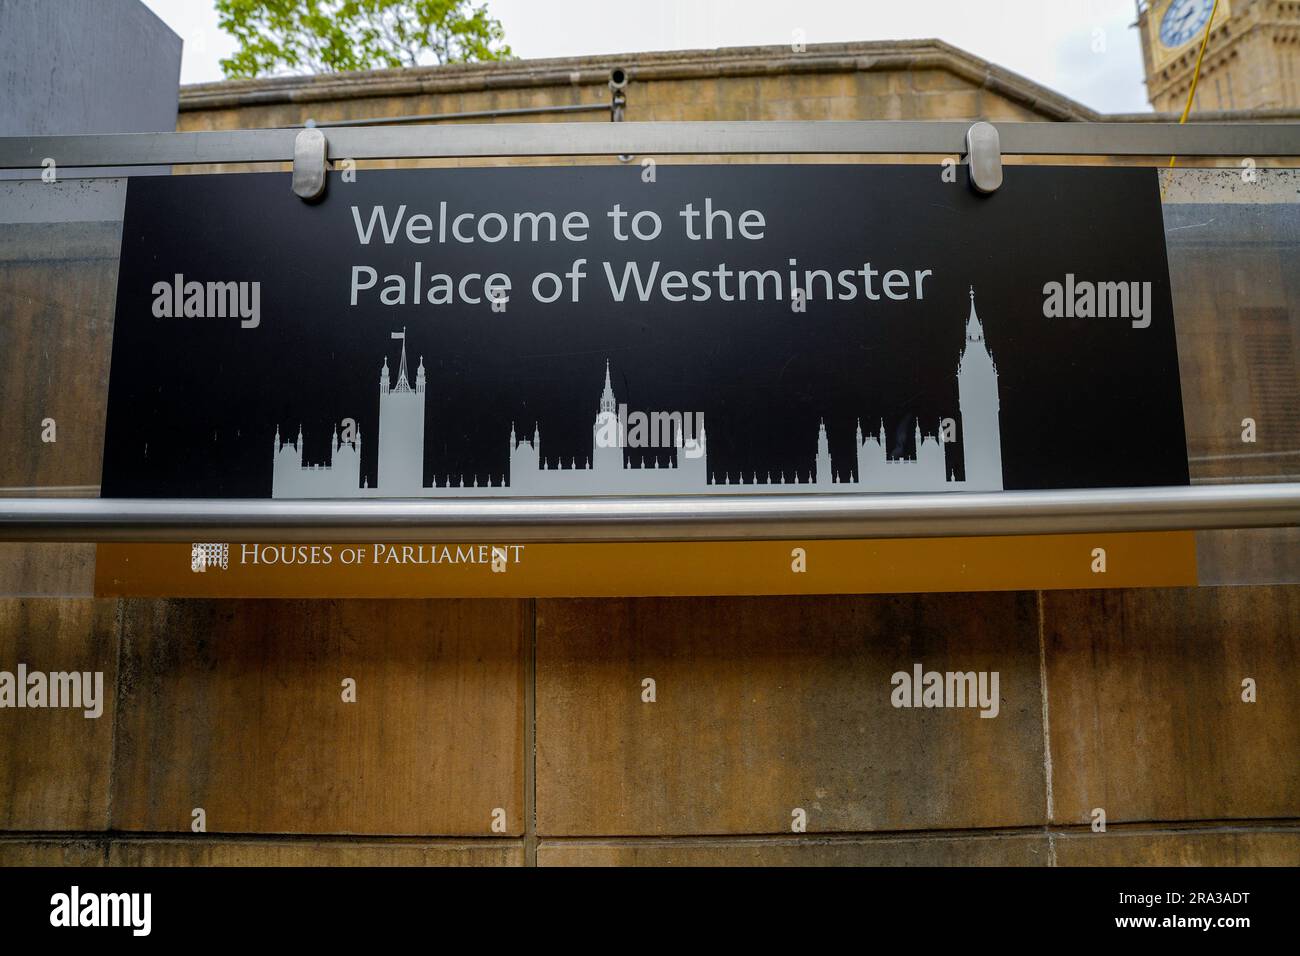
[292,126,328,201]
[964,121,1002,194]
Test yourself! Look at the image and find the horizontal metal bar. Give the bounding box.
[995,121,1300,157]
[0,483,1296,543]
[0,121,1296,169]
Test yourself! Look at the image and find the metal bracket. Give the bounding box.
[609,67,633,163]
[292,127,328,201]
[964,121,1002,194]
[609,67,629,122]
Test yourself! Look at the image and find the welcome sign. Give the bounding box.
[95,163,1195,597]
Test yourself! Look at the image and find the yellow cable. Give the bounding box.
[1169,0,1221,168]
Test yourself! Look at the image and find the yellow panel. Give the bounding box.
[96,532,1197,598]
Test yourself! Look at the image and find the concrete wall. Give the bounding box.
[0,0,180,180]
[1,589,1297,866]
[0,0,180,136]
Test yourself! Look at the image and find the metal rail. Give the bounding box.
[0,483,1297,543]
[0,120,1298,169]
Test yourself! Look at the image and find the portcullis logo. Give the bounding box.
[191,543,230,572]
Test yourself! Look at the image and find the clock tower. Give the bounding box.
[1138,0,1300,112]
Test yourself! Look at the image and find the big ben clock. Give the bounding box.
[1147,0,1229,72]
[1159,0,1216,48]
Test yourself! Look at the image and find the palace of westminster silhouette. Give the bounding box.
[271,289,1004,498]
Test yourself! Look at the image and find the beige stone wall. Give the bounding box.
[173,41,1083,176]
[177,41,1086,131]
[173,40,1299,177]
[1159,26,1300,113]
[1,588,1297,866]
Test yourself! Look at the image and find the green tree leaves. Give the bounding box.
[216,0,512,79]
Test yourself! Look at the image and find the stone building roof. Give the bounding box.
[178,38,1300,123]
[179,39,1095,118]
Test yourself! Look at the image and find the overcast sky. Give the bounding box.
[141,0,1152,113]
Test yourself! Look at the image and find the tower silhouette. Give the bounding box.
[957,287,1004,490]
[592,360,624,474]
[377,329,426,494]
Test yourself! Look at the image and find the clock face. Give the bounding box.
[1159,0,1216,49]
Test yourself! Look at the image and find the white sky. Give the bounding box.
[141,0,1153,113]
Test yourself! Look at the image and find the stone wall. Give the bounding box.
[2,588,1297,866]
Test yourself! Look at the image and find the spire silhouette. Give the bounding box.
[966,286,984,342]
[599,359,616,413]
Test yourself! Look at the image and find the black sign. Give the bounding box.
[101,164,1188,499]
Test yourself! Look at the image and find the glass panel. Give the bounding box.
[1160,167,1300,583]
[0,178,125,595]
